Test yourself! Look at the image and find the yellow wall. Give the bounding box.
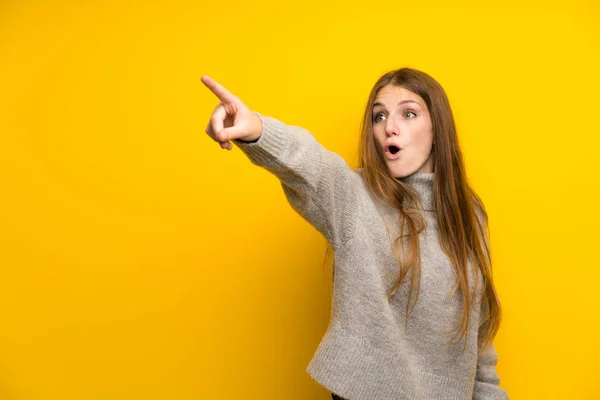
[1,1,599,398]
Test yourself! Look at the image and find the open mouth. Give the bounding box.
[385,145,402,160]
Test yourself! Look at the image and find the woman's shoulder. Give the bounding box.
[349,167,367,191]
[351,167,364,181]
[348,167,390,212]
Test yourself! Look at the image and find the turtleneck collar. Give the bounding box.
[397,171,435,211]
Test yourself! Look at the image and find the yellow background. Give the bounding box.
[1,0,599,398]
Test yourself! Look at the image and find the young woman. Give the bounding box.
[201,68,508,400]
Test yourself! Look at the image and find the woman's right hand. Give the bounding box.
[201,75,263,150]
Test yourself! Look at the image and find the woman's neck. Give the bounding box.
[397,172,434,211]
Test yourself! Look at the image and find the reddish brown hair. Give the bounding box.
[328,67,502,352]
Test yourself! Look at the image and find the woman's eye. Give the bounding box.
[373,111,416,123]
[373,113,385,123]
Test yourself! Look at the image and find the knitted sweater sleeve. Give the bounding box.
[232,112,357,250]
[472,341,509,399]
[472,207,508,399]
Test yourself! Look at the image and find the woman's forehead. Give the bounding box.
[374,87,426,110]
[376,86,423,102]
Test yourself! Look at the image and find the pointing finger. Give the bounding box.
[201,75,239,105]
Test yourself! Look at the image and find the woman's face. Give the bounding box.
[372,84,434,178]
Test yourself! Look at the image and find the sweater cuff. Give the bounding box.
[231,112,287,166]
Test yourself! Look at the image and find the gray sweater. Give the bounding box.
[233,113,509,400]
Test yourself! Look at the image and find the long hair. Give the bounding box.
[325,67,502,353]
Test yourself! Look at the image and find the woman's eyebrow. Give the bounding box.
[373,100,422,109]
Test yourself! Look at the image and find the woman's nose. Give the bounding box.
[385,119,399,136]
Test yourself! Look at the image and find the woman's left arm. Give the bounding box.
[472,208,509,399]
[472,342,509,399]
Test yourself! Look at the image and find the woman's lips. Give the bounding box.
[385,148,402,160]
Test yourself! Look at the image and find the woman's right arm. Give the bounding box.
[201,75,357,249]
[233,112,357,249]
